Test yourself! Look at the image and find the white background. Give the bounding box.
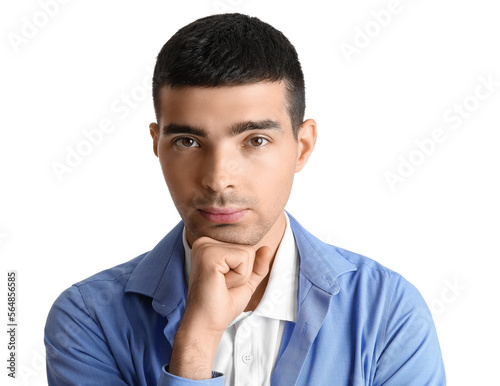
[1,0,499,384]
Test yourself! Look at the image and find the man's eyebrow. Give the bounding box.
[230,120,283,135]
[162,120,283,137]
[162,124,207,137]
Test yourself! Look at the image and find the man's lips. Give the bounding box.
[198,207,247,224]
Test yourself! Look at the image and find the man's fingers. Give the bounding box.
[222,248,251,288]
[225,265,247,288]
[225,246,273,291]
[192,239,273,295]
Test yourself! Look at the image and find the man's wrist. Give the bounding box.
[169,320,224,380]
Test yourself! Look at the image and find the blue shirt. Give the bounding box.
[44,214,446,385]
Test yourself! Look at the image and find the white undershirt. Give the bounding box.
[182,213,299,386]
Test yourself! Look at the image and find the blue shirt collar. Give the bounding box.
[124,221,186,317]
[287,213,357,295]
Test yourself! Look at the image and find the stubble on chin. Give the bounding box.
[184,218,268,246]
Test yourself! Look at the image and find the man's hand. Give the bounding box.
[168,236,274,380]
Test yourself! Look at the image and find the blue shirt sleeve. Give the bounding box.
[44,285,130,385]
[373,276,446,385]
[45,286,225,385]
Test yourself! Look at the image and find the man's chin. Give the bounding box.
[186,223,264,246]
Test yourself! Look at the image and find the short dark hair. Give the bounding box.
[152,13,305,139]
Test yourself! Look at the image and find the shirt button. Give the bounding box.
[242,353,253,364]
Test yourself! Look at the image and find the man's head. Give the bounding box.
[152,13,305,138]
[150,14,316,248]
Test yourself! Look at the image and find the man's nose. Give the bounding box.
[200,148,240,193]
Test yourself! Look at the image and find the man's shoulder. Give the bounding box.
[73,252,149,289]
[289,214,401,280]
[290,214,420,302]
[49,221,186,325]
[331,244,399,276]
[47,251,153,327]
[324,243,429,316]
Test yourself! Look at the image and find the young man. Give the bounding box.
[45,13,446,385]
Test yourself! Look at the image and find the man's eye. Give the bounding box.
[246,137,269,147]
[174,137,200,148]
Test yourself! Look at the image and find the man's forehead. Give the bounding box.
[157,81,291,133]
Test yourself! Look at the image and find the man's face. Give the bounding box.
[150,82,315,247]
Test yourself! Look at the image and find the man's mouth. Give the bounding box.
[198,207,247,224]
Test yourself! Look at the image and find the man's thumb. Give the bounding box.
[252,246,273,280]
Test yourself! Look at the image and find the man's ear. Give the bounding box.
[149,122,160,157]
[295,119,317,172]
